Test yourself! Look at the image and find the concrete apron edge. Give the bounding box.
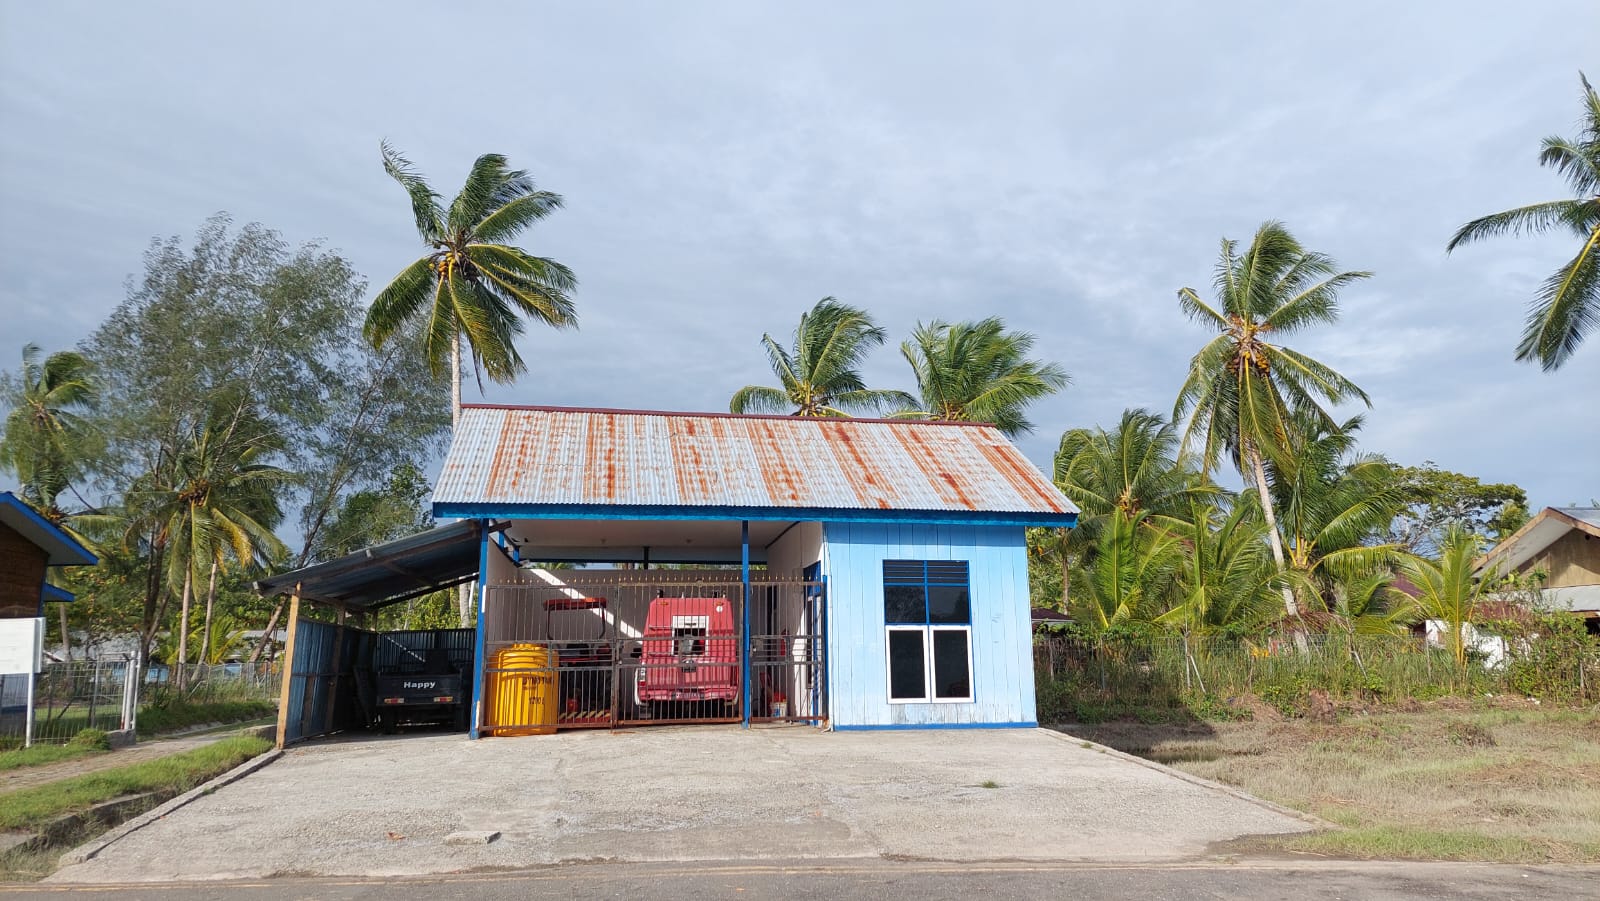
[57,748,285,867]
[1035,727,1339,832]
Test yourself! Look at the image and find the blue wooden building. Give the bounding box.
[434,404,1077,733]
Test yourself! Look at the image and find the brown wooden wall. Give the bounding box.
[0,521,48,618]
[1518,529,1600,588]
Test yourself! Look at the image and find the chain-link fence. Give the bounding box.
[1,655,140,747]
[1,657,282,748]
[140,663,281,707]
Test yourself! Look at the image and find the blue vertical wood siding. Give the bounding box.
[822,522,1036,728]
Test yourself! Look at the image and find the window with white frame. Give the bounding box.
[882,560,972,703]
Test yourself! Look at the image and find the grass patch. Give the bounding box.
[136,700,275,737]
[1287,826,1600,863]
[980,779,1000,789]
[1059,708,1600,863]
[0,744,101,773]
[0,735,270,831]
[0,730,110,772]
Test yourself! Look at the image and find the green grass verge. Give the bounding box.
[0,735,271,831]
[1285,826,1600,864]
[0,744,103,773]
[136,700,276,737]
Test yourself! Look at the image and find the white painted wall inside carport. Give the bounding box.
[822,521,1035,728]
[765,522,823,577]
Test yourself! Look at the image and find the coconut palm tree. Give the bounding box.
[1071,508,1184,633]
[729,298,914,416]
[364,144,578,425]
[1447,73,1600,370]
[1268,415,1406,614]
[899,318,1068,437]
[2,344,98,658]
[141,403,288,687]
[1,344,96,516]
[1040,409,1217,606]
[1331,570,1416,638]
[1398,526,1490,667]
[1156,502,1285,688]
[1159,502,1283,639]
[1173,221,1371,622]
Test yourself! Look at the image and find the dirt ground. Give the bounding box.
[1058,705,1600,863]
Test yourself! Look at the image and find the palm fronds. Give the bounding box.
[366,146,578,408]
[1447,72,1600,370]
[899,317,1068,436]
[728,298,911,417]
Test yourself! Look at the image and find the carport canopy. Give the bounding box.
[254,520,506,613]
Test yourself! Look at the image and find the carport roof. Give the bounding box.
[253,520,502,611]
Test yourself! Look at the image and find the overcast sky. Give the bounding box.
[1,1,1596,510]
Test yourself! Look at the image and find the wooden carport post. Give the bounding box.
[274,583,302,749]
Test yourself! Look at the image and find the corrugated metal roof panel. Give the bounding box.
[1556,507,1600,530]
[434,405,1078,518]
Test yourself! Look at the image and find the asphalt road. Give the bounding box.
[11,860,1600,901]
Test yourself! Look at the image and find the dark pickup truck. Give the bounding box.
[374,669,467,733]
[358,643,473,733]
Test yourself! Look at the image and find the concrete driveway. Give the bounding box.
[49,726,1314,883]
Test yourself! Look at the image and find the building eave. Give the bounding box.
[433,502,1077,529]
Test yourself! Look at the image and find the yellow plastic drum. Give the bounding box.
[486,644,559,736]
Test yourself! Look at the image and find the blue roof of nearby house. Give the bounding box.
[0,491,97,567]
[432,405,1079,527]
[41,583,76,604]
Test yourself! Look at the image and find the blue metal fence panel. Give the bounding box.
[285,620,335,744]
[822,521,1036,728]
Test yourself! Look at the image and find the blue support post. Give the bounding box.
[819,574,829,728]
[741,519,751,729]
[469,521,490,740]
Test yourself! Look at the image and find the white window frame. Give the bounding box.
[885,624,974,704]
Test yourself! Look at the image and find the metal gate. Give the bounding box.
[481,573,825,732]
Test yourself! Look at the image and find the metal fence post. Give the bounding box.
[87,656,101,729]
[120,651,135,733]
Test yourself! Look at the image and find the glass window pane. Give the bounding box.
[884,585,926,623]
[931,630,971,699]
[928,585,970,623]
[887,630,927,700]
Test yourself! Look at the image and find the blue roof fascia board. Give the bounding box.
[41,583,77,603]
[0,492,97,566]
[432,502,1077,529]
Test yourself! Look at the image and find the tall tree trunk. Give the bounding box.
[451,333,473,627]
[248,599,284,667]
[176,568,193,690]
[1248,444,1309,652]
[201,561,218,667]
[450,332,462,428]
[140,537,164,661]
[58,600,71,662]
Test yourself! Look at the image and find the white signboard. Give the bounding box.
[0,617,44,674]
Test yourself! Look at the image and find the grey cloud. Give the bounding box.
[1,0,1595,507]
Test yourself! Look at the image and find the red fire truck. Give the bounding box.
[635,596,740,714]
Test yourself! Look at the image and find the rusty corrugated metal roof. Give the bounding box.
[432,405,1077,521]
